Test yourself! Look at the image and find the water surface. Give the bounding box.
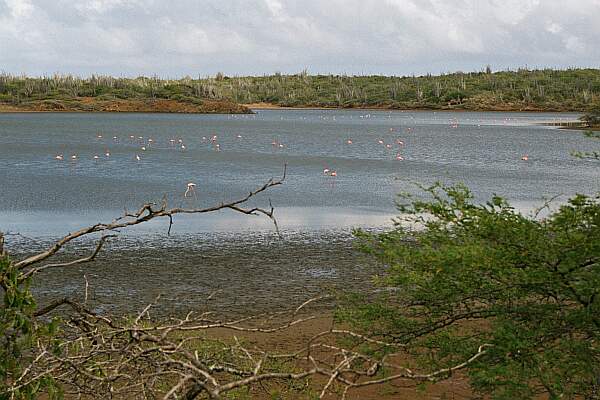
[2,110,598,314]
[1,110,596,236]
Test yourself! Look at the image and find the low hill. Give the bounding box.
[1,68,599,112]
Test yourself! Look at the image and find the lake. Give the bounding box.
[1,109,597,235]
[1,110,598,314]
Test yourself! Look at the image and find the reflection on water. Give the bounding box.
[0,207,395,237]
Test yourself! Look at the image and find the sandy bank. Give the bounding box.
[0,97,253,114]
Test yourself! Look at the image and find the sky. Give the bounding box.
[1,0,599,77]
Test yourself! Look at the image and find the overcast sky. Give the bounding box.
[1,0,599,77]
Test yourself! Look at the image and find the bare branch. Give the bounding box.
[14,164,287,271]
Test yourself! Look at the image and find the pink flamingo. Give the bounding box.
[184,182,197,198]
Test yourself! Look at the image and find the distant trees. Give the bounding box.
[1,69,600,111]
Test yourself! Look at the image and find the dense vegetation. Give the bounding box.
[581,105,600,128]
[346,184,600,399]
[1,68,600,111]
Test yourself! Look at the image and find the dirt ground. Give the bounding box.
[204,313,476,400]
[0,97,252,114]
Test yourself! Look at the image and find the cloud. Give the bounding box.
[0,0,599,76]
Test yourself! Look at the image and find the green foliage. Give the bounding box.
[345,184,600,399]
[0,256,61,400]
[1,68,600,110]
[580,105,600,127]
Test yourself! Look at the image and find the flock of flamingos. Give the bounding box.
[52,128,416,193]
[52,116,531,196]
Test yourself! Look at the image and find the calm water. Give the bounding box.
[0,110,598,236]
[2,109,598,314]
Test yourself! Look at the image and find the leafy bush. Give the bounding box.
[346,184,600,399]
[581,105,600,127]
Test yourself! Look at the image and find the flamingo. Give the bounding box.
[184,182,197,198]
[330,171,337,177]
[323,168,330,175]
[346,139,353,144]
[396,153,404,160]
[396,139,405,146]
[386,144,392,149]
[377,139,384,145]
[521,155,529,161]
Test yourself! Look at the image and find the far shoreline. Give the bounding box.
[245,102,583,113]
[0,101,584,121]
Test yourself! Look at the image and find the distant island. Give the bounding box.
[1,68,599,113]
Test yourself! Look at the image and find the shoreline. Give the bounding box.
[0,100,585,114]
[245,102,584,113]
[0,98,253,114]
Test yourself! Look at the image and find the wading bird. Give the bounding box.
[184,182,197,198]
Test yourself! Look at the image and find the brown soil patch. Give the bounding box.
[0,98,252,114]
[205,313,474,400]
